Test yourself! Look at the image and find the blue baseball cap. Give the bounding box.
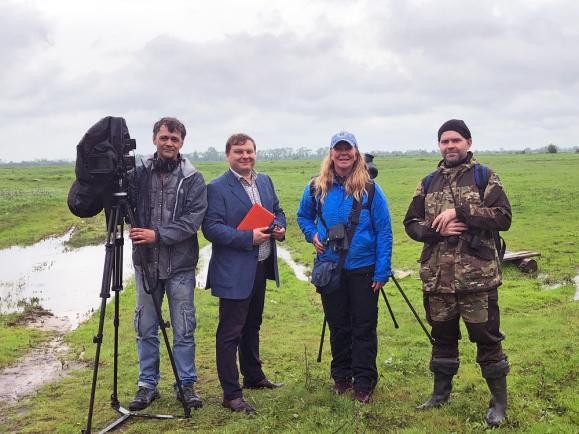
[330,131,358,149]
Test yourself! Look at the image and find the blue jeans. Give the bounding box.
[134,267,197,389]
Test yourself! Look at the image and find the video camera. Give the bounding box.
[364,153,378,179]
[68,116,136,218]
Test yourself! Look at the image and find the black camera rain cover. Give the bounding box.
[67,116,130,217]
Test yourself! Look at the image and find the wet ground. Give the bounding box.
[0,229,133,330]
[195,244,309,287]
[0,240,309,404]
[2,233,575,405]
[0,315,84,403]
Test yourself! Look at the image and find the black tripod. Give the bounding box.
[317,275,434,362]
[83,186,191,434]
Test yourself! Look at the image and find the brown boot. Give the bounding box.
[331,379,352,395]
[352,388,373,404]
[222,397,256,414]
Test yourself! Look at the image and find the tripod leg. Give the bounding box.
[111,217,125,409]
[317,317,327,363]
[390,276,435,345]
[380,288,399,329]
[123,201,191,418]
[84,205,120,434]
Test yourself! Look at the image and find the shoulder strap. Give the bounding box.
[335,196,364,273]
[312,180,373,270]
[473,163,490,200]
[422,170,437,194]
[363,181,375,211]
[346,194,365,247]
[473,164,506,260]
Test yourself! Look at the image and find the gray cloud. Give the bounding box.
[1,0,579,161]
[0,1,49,61]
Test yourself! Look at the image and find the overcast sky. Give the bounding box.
[2,0,578,161]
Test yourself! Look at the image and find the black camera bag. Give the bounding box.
[67,116,130,217]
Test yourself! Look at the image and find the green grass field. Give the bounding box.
[0,154,578,433]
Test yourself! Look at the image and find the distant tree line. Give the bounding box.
[0,145,577,167]
[182,144,578,162]
[0,159,74,168]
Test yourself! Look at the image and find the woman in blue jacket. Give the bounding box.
[297,131,393,403]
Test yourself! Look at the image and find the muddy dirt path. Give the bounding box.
[0,315,83,403]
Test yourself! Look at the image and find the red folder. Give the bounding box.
[237,203,275,230]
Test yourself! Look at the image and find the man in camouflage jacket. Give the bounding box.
[403,119,512,427]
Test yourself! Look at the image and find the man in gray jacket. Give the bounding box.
[127,117,207,411]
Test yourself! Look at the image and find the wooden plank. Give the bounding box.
[502,251,541,262]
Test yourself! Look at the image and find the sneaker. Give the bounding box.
[175,384,203,409]
[128,386,160,411]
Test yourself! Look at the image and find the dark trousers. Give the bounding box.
[425,289,506,368]
[216,262,267,400]
[321,269,379,392]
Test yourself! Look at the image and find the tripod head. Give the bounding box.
[364,153,378,179]
[68,116,137,218]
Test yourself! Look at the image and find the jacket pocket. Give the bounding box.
[460,242,495,261]
[418,244,439,291]
[457,242,499,290]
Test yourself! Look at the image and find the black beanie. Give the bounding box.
[437,119,471,141]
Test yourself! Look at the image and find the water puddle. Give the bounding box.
[0,229,133,330]
[195,245,309,288]
[574,274,579,301]
[0,239,312,403]
[195,245,211,288]
[0,235,310,332]
[276,247,310,282]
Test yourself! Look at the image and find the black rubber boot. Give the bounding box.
[416,358,459,411]
[485,376,507,426]
[482,359,509,427]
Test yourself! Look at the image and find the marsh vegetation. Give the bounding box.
[0,154,577,432]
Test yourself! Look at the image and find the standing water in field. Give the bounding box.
[0,234,311,402]
[0,234,311,329]
[194,245,309,289]
[0,229,134,330]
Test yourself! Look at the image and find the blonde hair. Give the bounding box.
[314,149,370,203]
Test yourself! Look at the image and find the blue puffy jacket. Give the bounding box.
[296,180,393,283]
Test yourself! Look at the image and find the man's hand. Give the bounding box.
[271,226,286,241]
[253,227,271,245]
[312,233,326,255]
[440,221,468,236]
[432,208,457,233]
[129,227,157,245]
[371,281,385,292]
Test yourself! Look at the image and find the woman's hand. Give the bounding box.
[371,281,385,292]
[313,233,325,254]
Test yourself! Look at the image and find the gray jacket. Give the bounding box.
[130,156,207,276]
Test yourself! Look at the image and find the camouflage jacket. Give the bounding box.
[403,153,512,294]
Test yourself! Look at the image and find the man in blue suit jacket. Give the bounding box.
[202,133,286,413]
